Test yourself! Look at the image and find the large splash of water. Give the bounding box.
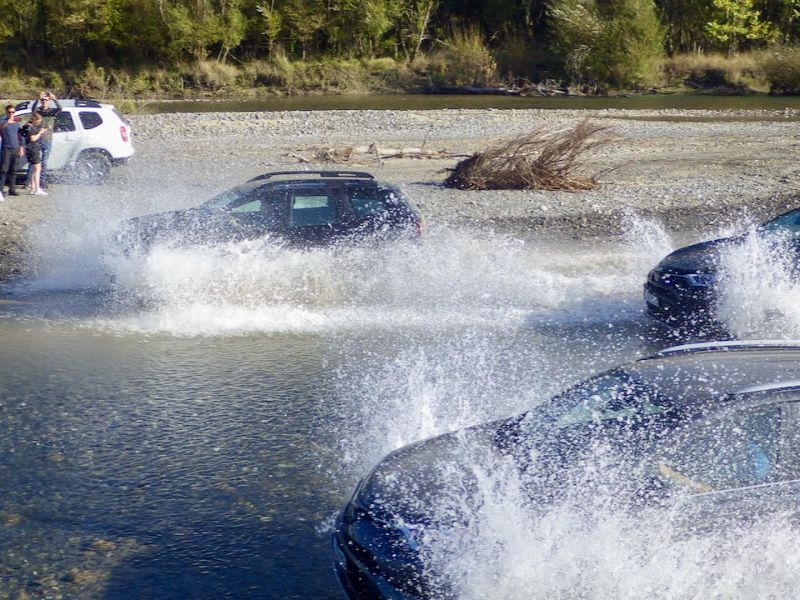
[12,180,676,338]
[419,436,800,599]
[716,231,800,339]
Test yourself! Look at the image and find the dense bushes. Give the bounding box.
[760,46,800,94]
[550,0,665,87]
[4,0,800,97]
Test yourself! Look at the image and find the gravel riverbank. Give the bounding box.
[1,107,799,281]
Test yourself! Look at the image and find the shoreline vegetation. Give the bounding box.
[5,1,800,111]
[1,49,798,115]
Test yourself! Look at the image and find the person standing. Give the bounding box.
[0,105,24,199]
[20,114,47,196]
[0,115,3,202]
[29,92,61,190]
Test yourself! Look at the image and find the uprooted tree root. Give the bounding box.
[443,120,615,191]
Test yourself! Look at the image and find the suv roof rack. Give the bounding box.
[650,340,800,359]
[735,380,800,396]
[14,98,103,112]
[73,99,102,108]
[248,170,375,182]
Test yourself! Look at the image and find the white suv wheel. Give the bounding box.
[74,151,111,184]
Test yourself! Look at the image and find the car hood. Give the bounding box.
[356,420,507,527]
[117,207,219,251]
[657,236,737,273]
[124,207,208,231]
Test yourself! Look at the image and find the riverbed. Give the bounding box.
[1,105,800,598]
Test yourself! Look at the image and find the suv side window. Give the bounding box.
[230,189,286,230]
[351,195,388,219]
[290,195,338,228]
[54,112,76,132]
[657,401,800,492]
[79,111,103,130]
[230,199,262,213]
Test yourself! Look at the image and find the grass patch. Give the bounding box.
[659,52,769,92]
[758,46,800,94]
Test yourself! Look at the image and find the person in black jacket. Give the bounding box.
[28,92,61,190]
[0,105,24,199]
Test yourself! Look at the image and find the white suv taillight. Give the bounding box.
[120,126,128,143]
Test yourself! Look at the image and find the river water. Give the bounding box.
[0,207,677,598]
[147,93,800,115]
[2,99,800,598]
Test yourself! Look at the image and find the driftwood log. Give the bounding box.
[290,143,469,165]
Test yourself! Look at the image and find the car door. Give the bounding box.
[285,188,347,245]
[48,111,81,169]
[223,187,288,242]
[654,397,800,531]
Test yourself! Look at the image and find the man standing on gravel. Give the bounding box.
[29,92,61,190]
[0,105,24,200]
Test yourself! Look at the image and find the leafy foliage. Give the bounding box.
[705,0,777,53]
[0,0,800,91]
[550,0,665,86]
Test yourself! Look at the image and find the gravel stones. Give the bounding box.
[1,106,799,281]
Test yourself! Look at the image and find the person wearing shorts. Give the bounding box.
[20,114,47,196]
[29,92,61,189]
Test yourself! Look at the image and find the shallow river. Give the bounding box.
[2,113,800,598]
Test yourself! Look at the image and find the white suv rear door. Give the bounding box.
[49,111,81,169]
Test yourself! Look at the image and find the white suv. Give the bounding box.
[14,99,134,184]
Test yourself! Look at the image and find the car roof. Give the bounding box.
[652,340,800,357]
[624,342,800,407]
[248,170,375,183]
[14,99,111,112]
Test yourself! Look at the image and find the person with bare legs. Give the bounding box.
[20,114,48,195]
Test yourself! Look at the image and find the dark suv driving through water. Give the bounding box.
[644,206,800,331]
[333,341,800,599]
[115,171,423,253]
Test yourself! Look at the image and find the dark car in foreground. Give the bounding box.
[115,171,423,253]
[644,207,800,330]
[333,341,800,599]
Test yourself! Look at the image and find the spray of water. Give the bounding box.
[418,436,800,600]
[716,231,800,338]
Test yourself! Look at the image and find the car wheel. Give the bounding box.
[73,150,111,184]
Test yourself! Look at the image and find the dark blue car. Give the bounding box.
[333,342,800,599]
[116,171,424,254]
[644,207,800,331]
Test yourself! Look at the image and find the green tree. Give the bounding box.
[550,0,665,86]
[706,0,777,52]
[162,0,223,60]
[281,0,326,59]
[217,0,246,62]
[42,0,126,65]
[656,0,716,53]
[323,0,399,57]
[762,0,800,42]
[256,0,283,56]
[395,0,438,60]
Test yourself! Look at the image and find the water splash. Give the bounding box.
[716,231,800,338]
[419,436,800,600]
[92,224,665,336]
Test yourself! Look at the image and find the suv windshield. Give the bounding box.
[519,370,667,435]
[201,182,264,210]
[758,209,800,239]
